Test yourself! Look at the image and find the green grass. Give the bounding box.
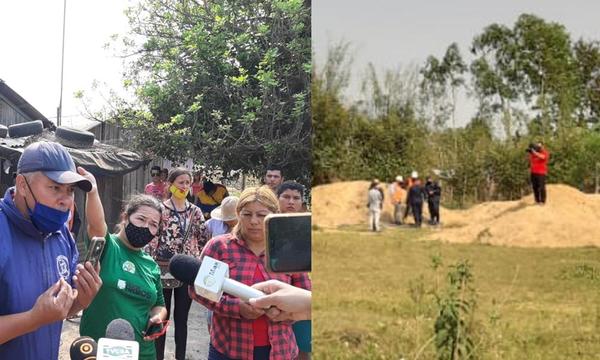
[313,226,600,360]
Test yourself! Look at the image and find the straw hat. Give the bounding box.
[210,196,239,221]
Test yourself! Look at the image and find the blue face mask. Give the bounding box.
[24,178,70,233]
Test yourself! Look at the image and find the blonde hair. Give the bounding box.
[233,186,280,237]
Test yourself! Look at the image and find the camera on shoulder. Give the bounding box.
[526,143,535,153]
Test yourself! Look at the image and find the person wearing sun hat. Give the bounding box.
[0,141,103,359]
[367,179,383,232]
[205,195,239,238]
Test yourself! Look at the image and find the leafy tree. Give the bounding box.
[111,0,311,183]
[471,23,521,139]
[573,39,600,125]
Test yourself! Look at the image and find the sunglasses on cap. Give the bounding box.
[142,320,170,341]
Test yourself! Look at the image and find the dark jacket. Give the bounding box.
[425,181,441,202]
[407,183,425,204]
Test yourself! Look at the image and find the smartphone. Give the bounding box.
[264,213,311,273]
[84,237,106,267]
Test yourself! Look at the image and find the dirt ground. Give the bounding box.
[59,300,210,359]
[313,181,600,247]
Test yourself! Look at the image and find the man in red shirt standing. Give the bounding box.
[528,141,550,205]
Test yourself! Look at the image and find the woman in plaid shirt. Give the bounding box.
[189,186,311,360]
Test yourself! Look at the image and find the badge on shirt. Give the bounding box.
[56,255,70,280]
[117,279,127,290]
[122,261,136,274]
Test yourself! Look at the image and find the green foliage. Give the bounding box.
[434,260,478,360]
[112,0,310,183]
[313,43,430,186]
[314,13,600,203]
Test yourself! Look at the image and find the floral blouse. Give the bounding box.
[146,201,208,260]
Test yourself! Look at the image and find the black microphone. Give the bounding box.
[105,318,135,341]
[168,254,201,284]
[69,336,97,360]
[169,254,265,302]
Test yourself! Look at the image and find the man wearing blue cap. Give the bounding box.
[0,141,104,359]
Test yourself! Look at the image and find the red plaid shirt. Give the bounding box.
[189,233,311,360]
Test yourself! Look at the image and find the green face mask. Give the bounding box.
[169,185,189,200]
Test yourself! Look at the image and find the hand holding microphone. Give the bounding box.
[248,280,311,321]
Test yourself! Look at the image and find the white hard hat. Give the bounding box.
[395,175,403,182]
[411,171,419,179]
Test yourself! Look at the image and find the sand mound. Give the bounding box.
[312,181,396,228]
[313,182,600,248]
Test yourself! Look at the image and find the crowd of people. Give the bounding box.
[0,140,312,360]
[367,140,551,232]
[367,171,442,231]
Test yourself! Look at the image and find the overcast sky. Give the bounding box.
[0,0,132,127]
[312,0,600,126]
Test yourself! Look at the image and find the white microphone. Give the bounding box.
[97,318,139,360]
[169,254,265,302]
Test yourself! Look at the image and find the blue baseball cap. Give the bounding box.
[17,141,92,192]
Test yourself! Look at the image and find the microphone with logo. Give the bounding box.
[70,336,97,360]
[97,318,140,360]
[169,254,265,302]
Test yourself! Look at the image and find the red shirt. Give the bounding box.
[144,181,167,199]
[252,265,269,346]
[529,149,549,175]
[189,233,311,360]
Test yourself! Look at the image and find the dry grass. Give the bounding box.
[313,226,600,359]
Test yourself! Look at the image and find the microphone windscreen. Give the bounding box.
[169,254,202,284]
[70,336,97,360]
[105,318,135,341]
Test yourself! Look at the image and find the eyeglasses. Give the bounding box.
[142,320,170,341]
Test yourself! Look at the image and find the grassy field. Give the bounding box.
[313,225,600,360]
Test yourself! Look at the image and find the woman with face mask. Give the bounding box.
[79,194,168,360]
[146,167,208,360]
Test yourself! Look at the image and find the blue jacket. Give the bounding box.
[0,187,79,360]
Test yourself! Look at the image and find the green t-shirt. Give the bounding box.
[80,233,165,360]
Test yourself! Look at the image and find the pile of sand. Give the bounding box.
[313,182,600,248]
[312,181,396,228]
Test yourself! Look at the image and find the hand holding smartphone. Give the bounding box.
[85,237,106,267]
[264,213,311,273]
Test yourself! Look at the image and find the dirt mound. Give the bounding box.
[312,181,396,228]
[313,182,600,248]
[436,184,600,247]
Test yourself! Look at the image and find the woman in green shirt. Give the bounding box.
[80,194,168,360]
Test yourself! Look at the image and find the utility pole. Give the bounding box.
[58,0,67,127]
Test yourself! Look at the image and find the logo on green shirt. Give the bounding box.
[122,261,136,274]
[117,279,126,290]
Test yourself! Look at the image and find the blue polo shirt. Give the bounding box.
[0,187,79,360]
